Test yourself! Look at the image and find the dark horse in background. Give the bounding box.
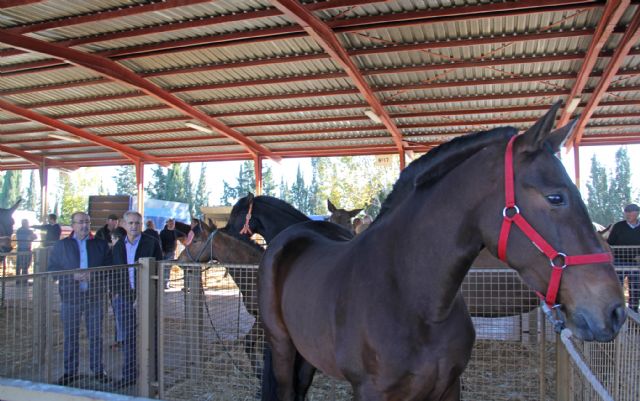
[258,103,626,401]
[0,199,21,258]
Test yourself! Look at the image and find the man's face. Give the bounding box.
[124,214,142,239]
[167,220,175,229]
[625,210,639,224]
[107,218,118,230]
[72,214,91,240]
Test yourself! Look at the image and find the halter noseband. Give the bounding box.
[239,200,254,236]
[497,135,611,313]
[185,229,218,263]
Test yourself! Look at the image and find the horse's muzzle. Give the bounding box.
[568,303,627,342]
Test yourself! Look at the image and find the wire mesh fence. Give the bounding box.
[0,246,638,401]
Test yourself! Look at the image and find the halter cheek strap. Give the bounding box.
[239,201,254,236]
[185,229,218,263]
[497,135,611,307]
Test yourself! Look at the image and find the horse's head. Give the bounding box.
[225,193,260,238]
[178,219,217,263]
[0,198,21,253]
[327,200,362,231]
[477,103,625,342]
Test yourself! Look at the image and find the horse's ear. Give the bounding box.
[349,208,363,218]
[246,193,254,202]
[208,218,218,230]
[327,200,336,213]
[9,198,22,212]
[545,118,578,153]
[518,101,562,151]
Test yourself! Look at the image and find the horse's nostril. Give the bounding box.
[611,304,627,333]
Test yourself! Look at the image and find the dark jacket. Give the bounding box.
[94,224,112,241]
[160,227,184,253]
[32,223,61,246]
[47,236,112,302]
[143,228,162,249]
[110,233,163,297]
[608,221,640,265]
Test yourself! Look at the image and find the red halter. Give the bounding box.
[497,135,612,307]
[239,200,254,236]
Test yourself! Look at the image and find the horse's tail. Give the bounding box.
[260,345,279,401]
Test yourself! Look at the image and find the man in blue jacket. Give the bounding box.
[110,210,162,388]
[48,211,112,386]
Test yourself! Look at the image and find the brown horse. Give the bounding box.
[258,103,626,401]
[177,220,265,375]
[327,199,362,232]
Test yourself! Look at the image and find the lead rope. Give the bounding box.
[239,201,254,236]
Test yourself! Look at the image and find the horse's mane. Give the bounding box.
[252,195,310,222]
[218,226,265,253]
[376,127,517,221]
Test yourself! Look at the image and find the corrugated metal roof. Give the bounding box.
[1,0,639,170]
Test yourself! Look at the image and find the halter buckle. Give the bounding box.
[550,252,567,269]
[502,205,520,218]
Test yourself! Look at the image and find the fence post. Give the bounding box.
[184,264,203,380]
[556,332,571,401]
[32,248,49,382]
[137,257,158,398]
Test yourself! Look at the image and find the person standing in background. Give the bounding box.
[95,214,119,241]
[32,213,62,246]
[159,218,184,289]
[110,211,162,388]
[608,203,640,312]
[47,212,112,386]
[15,219,37,285]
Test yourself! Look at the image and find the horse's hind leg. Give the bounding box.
[264,337,297,401]
[293,354,316,401]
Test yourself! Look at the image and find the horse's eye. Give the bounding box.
[546,194,564,205]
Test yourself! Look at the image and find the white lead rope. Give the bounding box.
[559,328,614,401]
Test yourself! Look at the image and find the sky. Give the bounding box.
[16,143,639,211]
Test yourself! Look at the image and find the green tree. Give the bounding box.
[147,165,168,200]
[220,161,255,205]
[114,165,137,197]
[193,164,210,217]
[610,147,632,216]
[58,172,86,224]
[586,155,612,225]
[262,165,277,197]
[1,170,22,208]
[290,166,309,213]
[24,170,39,213]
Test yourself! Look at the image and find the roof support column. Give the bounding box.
[135,161,145,215]
[253,155,263,196]
[573,145,581,191]
[38,163,48,223]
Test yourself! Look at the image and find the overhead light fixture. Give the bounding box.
[566,98,581,114]
[185,122,214,134]
[364,109,382,124]
[49,134,81,143]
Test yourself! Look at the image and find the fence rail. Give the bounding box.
[1,246,638,400]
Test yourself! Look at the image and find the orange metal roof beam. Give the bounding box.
[558,0,629,127]
[0,143,78,170]
[0,97,170,167]
[270,0,406,168]
[0,30,280,162]
[568,5,640,148]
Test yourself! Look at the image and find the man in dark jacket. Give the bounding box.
[32,213,62,246]
[47,211,112,386]
[159,218,184,288]
[110,211,162,388]
[608,203,640,311]
[95,214,119,241]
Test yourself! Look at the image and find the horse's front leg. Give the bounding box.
[436,377,460,401]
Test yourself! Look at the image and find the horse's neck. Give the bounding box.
[378,165,495,320]
[256,202,308,243]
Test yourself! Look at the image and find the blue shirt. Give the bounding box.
[73,234,89,291]
[125,235,141,289]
